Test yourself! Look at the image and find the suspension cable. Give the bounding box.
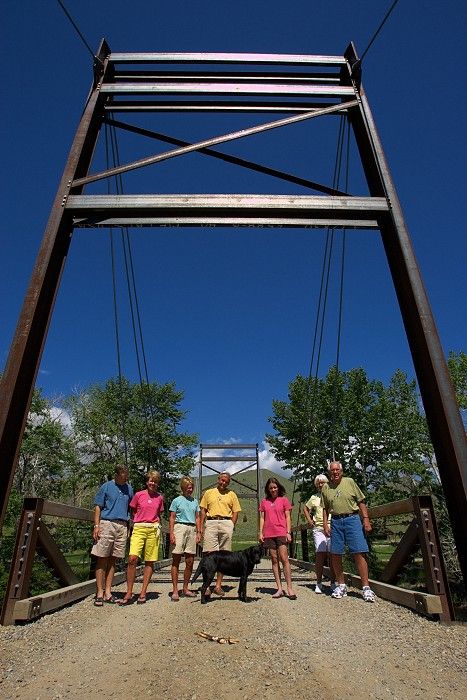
[105,127,129,468]
[56,0,103,65]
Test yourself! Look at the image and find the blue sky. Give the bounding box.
[1,1,466,457]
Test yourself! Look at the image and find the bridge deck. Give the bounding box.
[0,561,465,699]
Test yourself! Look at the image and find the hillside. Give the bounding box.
[194,468,304,544]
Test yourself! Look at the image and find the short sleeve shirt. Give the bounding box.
[94,480,134,521]
[320,477,365,515]
[259,496,292,538]
[199,487,241,517]
[130,490,164,523]
[169,495,200,524]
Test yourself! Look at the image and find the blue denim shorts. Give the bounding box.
[330,513,368,554]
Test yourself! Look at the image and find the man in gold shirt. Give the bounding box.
[199,472,242,596]
[322,461,375,602]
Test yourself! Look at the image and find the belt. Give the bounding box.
[176,521,196,526]
[102,518,128,524]
[206,516,231,520]
[332,512,359,519]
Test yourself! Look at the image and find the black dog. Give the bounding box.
[192,544,263,604]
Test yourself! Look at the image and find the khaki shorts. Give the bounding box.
[129,523,161,562]
[202,519,234,552]
[91,520,128,559]
[172,523,197,555]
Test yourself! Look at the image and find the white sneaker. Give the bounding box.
[331,584,347,599]
[314,583,323,594]
[362,586,375,602]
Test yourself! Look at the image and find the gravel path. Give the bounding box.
[0,562,465,699]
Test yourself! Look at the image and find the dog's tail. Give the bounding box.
[191,558,203,584]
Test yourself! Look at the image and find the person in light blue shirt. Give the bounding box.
[91,465,133,606]
[168,477,200,600]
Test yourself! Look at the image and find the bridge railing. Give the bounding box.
[0,497,171,625]
[289,494,455,622]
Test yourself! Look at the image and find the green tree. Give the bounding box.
[267,366,433,501]
[447,350,467,410]
[66,376,198,502]
[14,388,77,499]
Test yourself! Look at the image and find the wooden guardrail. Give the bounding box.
[289,494,455,622]
[0,497,171,625]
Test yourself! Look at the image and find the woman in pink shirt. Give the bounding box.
[119,470,164,605]
[259,477,296,599]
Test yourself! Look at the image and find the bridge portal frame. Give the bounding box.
[0,41,465,582]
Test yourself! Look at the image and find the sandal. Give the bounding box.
[171,594,180,602]
[136,596,147,605]
[212,588,225,596]
[287,593,297,600]
[93,596,104,607]
[104,595,116,604]
[117,597,133,606]
[182,590,197,597]
[272,590,284,599]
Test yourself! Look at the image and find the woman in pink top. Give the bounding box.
[259,478,296,599]
[119,470,164,605]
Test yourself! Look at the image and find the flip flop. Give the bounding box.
[117,597,133,606]
[104,596,116,604]
[272,591,284,599]
[136,596,147,605]
[287,594,297,600]
[182,590,197,597]
[212,588,225,596]
[171,595,180,602]
[93,597,104,607]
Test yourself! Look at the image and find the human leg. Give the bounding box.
[94,556,108,599]
[104,556,117,599]
[268,546,282,595]
[120,554,138,602]
[213,521,233,594]
[138,561,154,601]
[278,544,295,597]
[182,553,196,595]
[171,553,182,599]
[353,551,371,587]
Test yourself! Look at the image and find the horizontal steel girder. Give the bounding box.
[109,53,347,66]
[66,194,387,229]
[101,82,354,97]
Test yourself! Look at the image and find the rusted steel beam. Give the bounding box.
[101,82,354,97]
[109,52,347,66]
[105,100,342,113]
[37,521,79,587]
[73,100,358,187]
[344,42,467,586]
[0,498,44,625]
[379,519,419,584]
[0,41,111,534]
[368,499,415,518]
[41,501,94,521]
[413,496,455,622]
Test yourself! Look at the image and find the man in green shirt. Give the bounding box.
[322,461,375,602]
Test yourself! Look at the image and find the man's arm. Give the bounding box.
[358,500,372,534]
[231,511,239,526]
[323,508,331,537]
[199,507,207,531]
[168,510,176,545]
[93,505,101,542]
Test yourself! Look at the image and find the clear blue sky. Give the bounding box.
[1,1,466,454]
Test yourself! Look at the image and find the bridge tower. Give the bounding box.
[0,42,465,581]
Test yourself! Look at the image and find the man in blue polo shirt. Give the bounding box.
[91,465,133,606]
